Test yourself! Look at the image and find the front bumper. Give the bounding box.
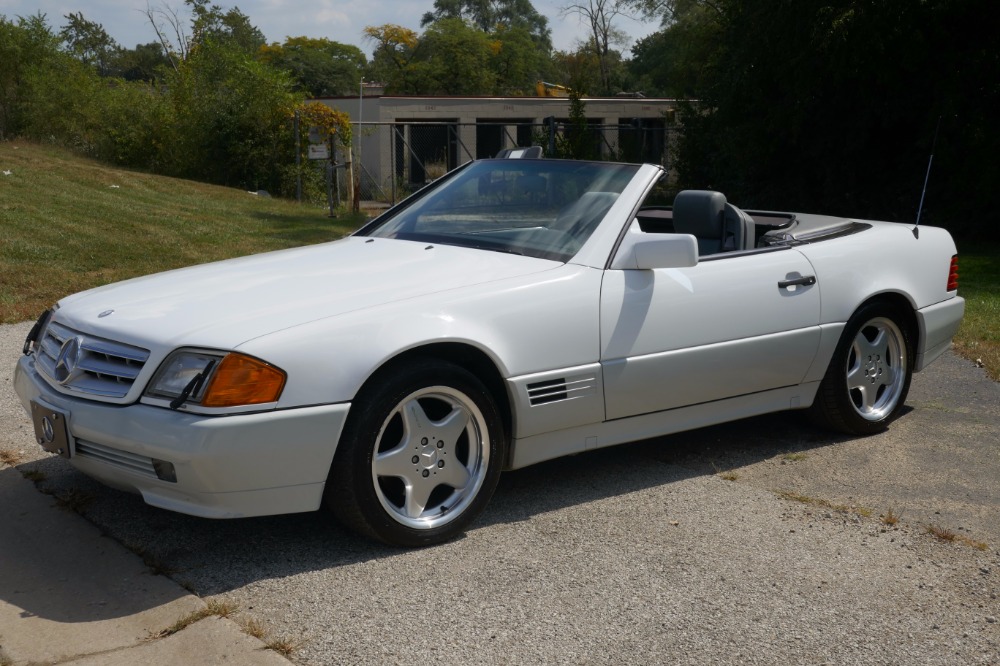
[14,354,351,518]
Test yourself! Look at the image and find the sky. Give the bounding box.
[0,0,662,58]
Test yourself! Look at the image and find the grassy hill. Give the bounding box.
[0,141,364,324]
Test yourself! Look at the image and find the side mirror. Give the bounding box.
[611,232,699,270]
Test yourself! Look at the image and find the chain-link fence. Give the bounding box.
[338,120,676,209]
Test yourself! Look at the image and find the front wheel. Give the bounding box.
[325,358,506,547]
[810,302,913,435]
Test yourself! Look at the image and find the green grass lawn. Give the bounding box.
[0,141,365,323]
[954,242,1000,381]
[1,140,995,380]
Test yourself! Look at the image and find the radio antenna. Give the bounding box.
[914,115,943,233]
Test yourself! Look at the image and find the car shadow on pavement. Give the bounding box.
[11,410,853,599]
[486,411,853,523]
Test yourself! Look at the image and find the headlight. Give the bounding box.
[23,307,55,355]
[146,350,286,408]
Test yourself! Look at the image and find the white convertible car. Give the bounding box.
[15,158,965,546]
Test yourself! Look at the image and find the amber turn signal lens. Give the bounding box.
[947,255,959,292]
[201,353,286,407]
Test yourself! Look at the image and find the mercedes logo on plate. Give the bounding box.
[41,416,55,444]
[54,336,83,384]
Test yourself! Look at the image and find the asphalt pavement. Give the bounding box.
[1,320,998,665]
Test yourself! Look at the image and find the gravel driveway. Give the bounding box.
[2,320,998,665]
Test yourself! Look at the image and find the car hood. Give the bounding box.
[54,237,561,350]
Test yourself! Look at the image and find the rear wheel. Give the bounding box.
[810,302,913,435]
[325,358,506,547]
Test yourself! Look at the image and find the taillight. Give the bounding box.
[946,255,959,291]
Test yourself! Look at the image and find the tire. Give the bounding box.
[810,302,914,435]
[325,358,506,547]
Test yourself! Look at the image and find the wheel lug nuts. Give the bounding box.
[421,437,428,445]
[437,441,444,448]
[422,470,429,478]
[412,456,419,464]
[438,460,445,468]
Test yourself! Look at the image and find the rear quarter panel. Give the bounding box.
[796,221,961,380]
[797,221,958,322]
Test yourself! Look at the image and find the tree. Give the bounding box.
[625,0,722,25]
[143,0,265,72]
[1,8,310,197]
[142,1,191,71]
[365,19,545,96]
[116,42,172,82]
[161,38,301,190]
[130,3,302,190]
[0,13,63,138]
[60,12,122,77]
[560,0,633,93]
[562,91,598,159]
[421,0,552,51]
[187,0,264,54]
[409,18,495,95]
[488,25,547,95]
[550,48,601,94]
[1,13,167,162]
[259,37,366,97]
[628,1,720,97]
[363,24,420,93]
[664,0,999,240]
[420,0,553,93]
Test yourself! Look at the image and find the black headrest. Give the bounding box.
[673,190,726,239]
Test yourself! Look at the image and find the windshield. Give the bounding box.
[359,159,641,262]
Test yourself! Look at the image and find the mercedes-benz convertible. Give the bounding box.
[15,158,965,545]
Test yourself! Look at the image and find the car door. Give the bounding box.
[600,246,822,420]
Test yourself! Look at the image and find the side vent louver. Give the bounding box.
[527,379,568,405]
[527,374,596,406]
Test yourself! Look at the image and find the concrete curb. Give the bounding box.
[0,470,291,666]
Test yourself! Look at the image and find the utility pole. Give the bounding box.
[352,76,363,213]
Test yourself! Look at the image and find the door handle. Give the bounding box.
[778,275,816,289]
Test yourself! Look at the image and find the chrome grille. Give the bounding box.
[36,321,150,399]
[75,439,158,479]
[527,374,597,406]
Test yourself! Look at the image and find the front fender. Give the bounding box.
[238,264,604,409]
